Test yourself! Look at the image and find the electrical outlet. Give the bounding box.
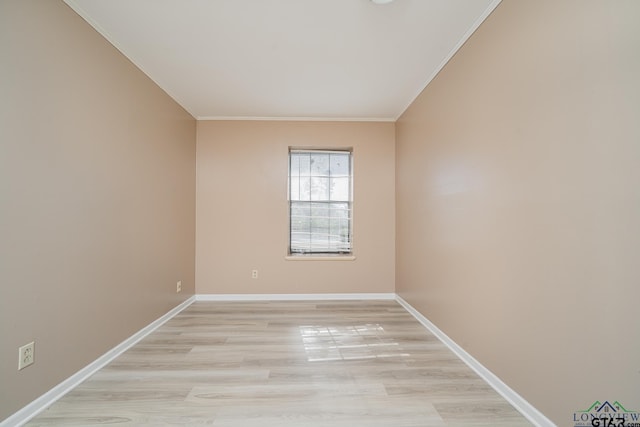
[176,280,182,293]
[18,341,35,370]
[251,270,258,279]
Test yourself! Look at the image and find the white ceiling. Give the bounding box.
[64,0,500,121]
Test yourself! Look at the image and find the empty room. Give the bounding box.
[1,0,638,426]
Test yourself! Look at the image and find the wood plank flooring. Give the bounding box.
[27,300,532,426]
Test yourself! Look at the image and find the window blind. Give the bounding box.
[288,149,353,254]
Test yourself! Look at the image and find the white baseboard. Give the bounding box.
[395,295,555,427]
[1,296,196,427]
[4,293,554,427]
[196,293,396,301]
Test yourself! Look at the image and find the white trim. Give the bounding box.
[3,292,554,427]
[395,0,503,121]
[196,116,396,122]
[62,0,197,119]
[196,293,395,301]
[1,297,196,427]
[394,295,556,427]
[64,0,498,124]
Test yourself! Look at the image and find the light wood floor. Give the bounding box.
[28,300,532,426]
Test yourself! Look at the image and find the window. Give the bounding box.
[288,149,353,255]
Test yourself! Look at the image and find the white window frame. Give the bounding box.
[287,148,353,257]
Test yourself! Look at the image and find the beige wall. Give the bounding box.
[196,121,395,295]
[4,0,638,424]
[0,1,196,421]
[396,0,640,424]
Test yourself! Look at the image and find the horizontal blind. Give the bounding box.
[289,150,352,254]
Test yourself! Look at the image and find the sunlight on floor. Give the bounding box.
[299,324,410,362]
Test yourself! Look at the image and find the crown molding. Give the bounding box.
[395,0,503,120]
[196,116,396,122]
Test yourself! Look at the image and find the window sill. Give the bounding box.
[285,255,356,261]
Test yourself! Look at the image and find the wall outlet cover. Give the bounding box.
[18,341,35,370]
